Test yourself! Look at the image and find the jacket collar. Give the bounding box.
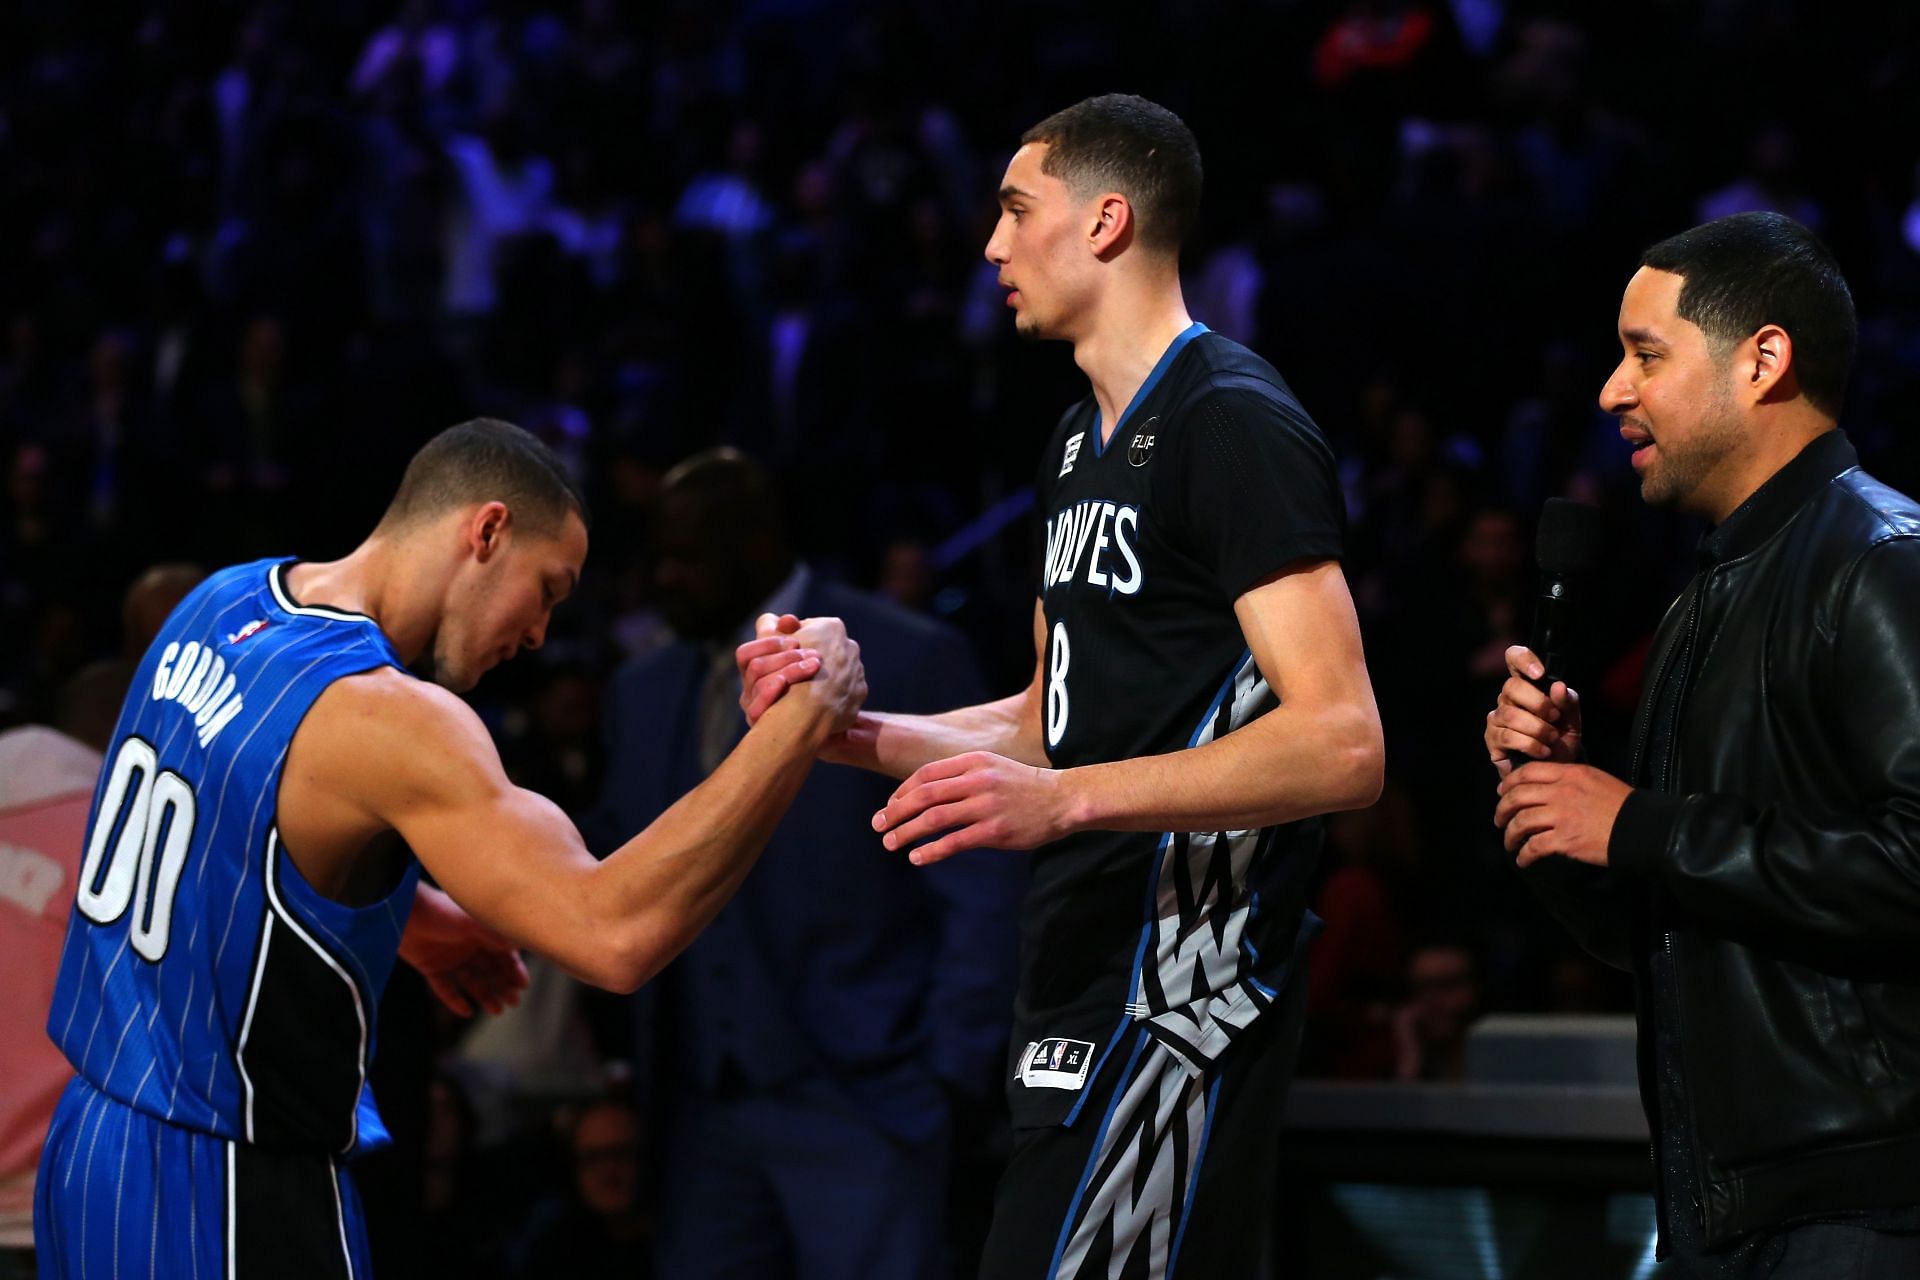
[1699,429,1857,567]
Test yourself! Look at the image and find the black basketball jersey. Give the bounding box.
[1011,324,1345,1127]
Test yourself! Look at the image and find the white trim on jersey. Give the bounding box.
[234,915,274,1144]
[329,1157,356,1280]
[268,562,381,626]
[225,1141,237,1280]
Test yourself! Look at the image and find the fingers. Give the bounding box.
[883,754,983,814]
[743,663,816,723]
[462,952,527,1016]
[1493,783,1554,830]
[1485,705,1560,758]
[741,648,820,690]
[1554,682,1583,731]
[1497,673,1562,723]
[793,615,848,649]
[1492,763,1564,825]
[1499,762,1566,791]
[736,635,794,665]
[489,950,529,1006]
[1504,645,1546,681]
[427,973,474,1018]
[756,613,802,639]
[1501,804,1556,853]
[873,776,956,835]
[882,799,982,851]
[878,777,982,848]
[905,822,997,866]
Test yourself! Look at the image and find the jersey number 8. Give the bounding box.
[75,736,198,962]
[1046,622,1071,750]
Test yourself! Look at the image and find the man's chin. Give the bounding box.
[429,663,481,694]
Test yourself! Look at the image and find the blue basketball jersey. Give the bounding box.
[46,557,421,1158]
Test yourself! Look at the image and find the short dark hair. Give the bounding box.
[1639,212,1856,418]
[380,418,587,536]
[1020,93,1202,255]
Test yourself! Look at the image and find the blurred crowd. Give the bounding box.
[8,0,1920,1271]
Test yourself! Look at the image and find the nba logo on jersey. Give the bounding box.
[227,618,270,644]
[1018,1037,1096,1091]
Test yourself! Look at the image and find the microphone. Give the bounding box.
[1527,498,1605,691]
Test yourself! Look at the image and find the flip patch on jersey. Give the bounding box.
[1016,1036,1096,1091]
[1127,416,1158,467]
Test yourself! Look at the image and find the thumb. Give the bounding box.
[756,613,781,639]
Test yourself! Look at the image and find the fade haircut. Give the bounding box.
[1639,212,1857,418]
[1020,93,1202,255]
[379,418,587,536]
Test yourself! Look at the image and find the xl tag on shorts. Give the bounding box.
[1017,1037,1096,1090]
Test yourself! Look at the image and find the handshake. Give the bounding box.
[730,612,1071,865]
[732,612,868,736]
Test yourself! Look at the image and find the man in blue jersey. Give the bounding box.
[37,418,865,1278]
[744,96,1384,1278]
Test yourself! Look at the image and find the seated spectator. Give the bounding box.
[1393,940,1484,1082]
[511,1099,652,1279]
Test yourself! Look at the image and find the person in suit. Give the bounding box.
[598,448,1024,1280]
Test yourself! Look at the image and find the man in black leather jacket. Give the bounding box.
[1485,212,1920,1278]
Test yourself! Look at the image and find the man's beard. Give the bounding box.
[1639,411,1742,513]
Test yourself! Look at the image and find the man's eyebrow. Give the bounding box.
[1623,326,1668,346]
[998,184,1037,204]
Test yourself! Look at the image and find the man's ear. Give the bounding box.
[469,501,511,562]
[1747,324,1796,404]
[1089,192,1134,257]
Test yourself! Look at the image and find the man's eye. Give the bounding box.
[1636,352,1658,365]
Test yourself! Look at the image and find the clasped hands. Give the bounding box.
[737,614,1071,865]
[1483,644,1631,868]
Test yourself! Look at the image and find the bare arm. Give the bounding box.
[1066,560,1383,831]
[298,624,862,992]
[874,561,1384,863]
[739,603,1050,776]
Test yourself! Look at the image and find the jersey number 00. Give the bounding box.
[74,736,197,962]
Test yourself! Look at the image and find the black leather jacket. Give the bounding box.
[1526,431,1920,1247]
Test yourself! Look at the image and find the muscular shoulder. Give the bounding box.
[292,667,503,816]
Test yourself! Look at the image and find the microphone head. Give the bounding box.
[1536,498,1604,575]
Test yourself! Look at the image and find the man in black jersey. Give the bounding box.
[742,94,1383,1278]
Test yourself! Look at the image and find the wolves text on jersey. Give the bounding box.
[1043,499,1143,596]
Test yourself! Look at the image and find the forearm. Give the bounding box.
[837,692,1045,779]
[593,694,833,985]
[1060,701,1381,834]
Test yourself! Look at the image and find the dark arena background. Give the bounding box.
[5,3,1920,1278]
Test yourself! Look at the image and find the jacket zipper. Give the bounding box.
[1656,574,1709,1240]
[1629,576,1701,789]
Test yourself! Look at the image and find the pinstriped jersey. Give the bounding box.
[1013,325,1345,1127]
[46,558,421,1156]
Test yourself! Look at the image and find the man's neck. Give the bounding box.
[286,535,435,665]
[1072,277,1194,446]
[1702,415,1837,525]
